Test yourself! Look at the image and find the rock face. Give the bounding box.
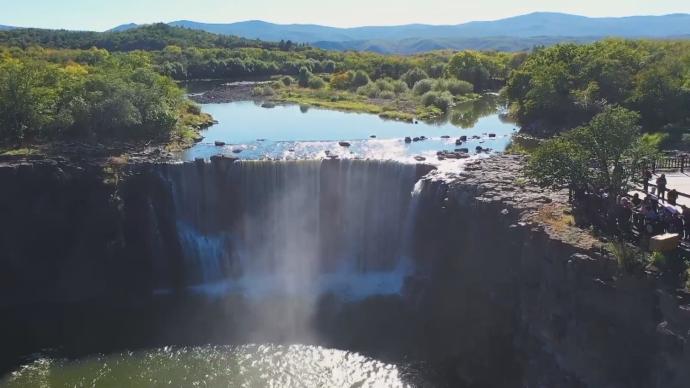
[0,155,688,387]
[406,154,690,387]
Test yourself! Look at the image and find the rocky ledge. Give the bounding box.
[415,154,690,388]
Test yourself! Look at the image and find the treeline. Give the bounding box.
[505,39,690,135]
[0,24,281,51]
[0,47,194,144]
[0,24,524,89]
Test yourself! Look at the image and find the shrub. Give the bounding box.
[608,240,642,273]
[281,76,294,86]
[352,70,371,88]
[444,79,474,96]
[375,79,394,93]
[649,251,668,269]
[421,91,454,112]
[297,66,312,87]
[330,71,355,90]
[356,82,380,98]
[412,79,434,95]
[391,79,409,94]
[307,76,326,89]
[401,67,429,88]
[379,90,396,99]
[251,85,275,96]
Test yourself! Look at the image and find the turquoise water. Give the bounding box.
[2,345,413,388]
[182,95,517,162]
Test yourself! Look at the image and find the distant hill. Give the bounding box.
[0,23,276,51]
[158,13,690,42]
[109,12,690,54]
[0,25,15,31]
[312,36,600,54]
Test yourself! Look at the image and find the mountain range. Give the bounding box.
[3,12,690,54]
[156,13,690,42]
[107,12,690,53]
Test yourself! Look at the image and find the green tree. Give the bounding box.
[527,106,654,195]
[401,67,429,88]
[446,51,490,91]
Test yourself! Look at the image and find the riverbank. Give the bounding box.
[188,80,482,123]
[0,104,215,165]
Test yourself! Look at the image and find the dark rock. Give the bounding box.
[339,142,351,147]
[404,137,412,143]
[214,141,226,147]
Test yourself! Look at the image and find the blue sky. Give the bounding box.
[3,0,690,31]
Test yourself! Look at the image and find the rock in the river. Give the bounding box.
[214,141,226,147]
[414,156,426,161]
[404,137,412,143]
[339,141,351,147]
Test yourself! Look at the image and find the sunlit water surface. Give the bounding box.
[2,345,413,388]
[182,94,516,169]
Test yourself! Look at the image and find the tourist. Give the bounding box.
[668,189,679,205]
[631,193,642,207]
[683,205,690,240]
[642,169,652,192]
[656,174,667,201]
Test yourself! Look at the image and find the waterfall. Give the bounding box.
[159,159,432,299]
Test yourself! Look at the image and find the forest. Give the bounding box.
[505,39,690,137]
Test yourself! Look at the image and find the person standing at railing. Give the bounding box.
[657,174,667,201]
[642,168,652,192]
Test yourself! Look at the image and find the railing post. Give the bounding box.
[682,155,686,173]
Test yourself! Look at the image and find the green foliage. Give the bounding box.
[0,50,188,144]
[526,106,654,195]
[421,91,454,112]
[412,79,434,95]
[445,51,508,91]
[351,70,371,88]
[356,82,380,98]
[280,76,294,86]
[505,39,690,134]
[433,78,474,96]
[401,67,429,88]
[252,85,275,96]
[390,79,409,94]
[307,76,326,89]
[608,240,643,273]
[297,66,312,87]
[379,90,396,99]
[649,252,668,269]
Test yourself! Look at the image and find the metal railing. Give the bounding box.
[644,155,690,173]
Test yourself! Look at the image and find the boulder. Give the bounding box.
[404,137,412,143]
[214,141,226,147]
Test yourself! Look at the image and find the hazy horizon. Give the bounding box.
[3,0,690,31]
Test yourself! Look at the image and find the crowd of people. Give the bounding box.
[574,169,690,243]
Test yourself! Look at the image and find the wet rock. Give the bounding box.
[488,133,497,138]
[455,139,464,146]
[261,102,276,108]
[441,135,451,139]
[404,137,412,143]
[339,141,351,147]
[232,149,243,154]
[413,137,420,142]
[459,135,468,141]
[370,135,377,138]
[214,141,226,147]
[414,156,426,161]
